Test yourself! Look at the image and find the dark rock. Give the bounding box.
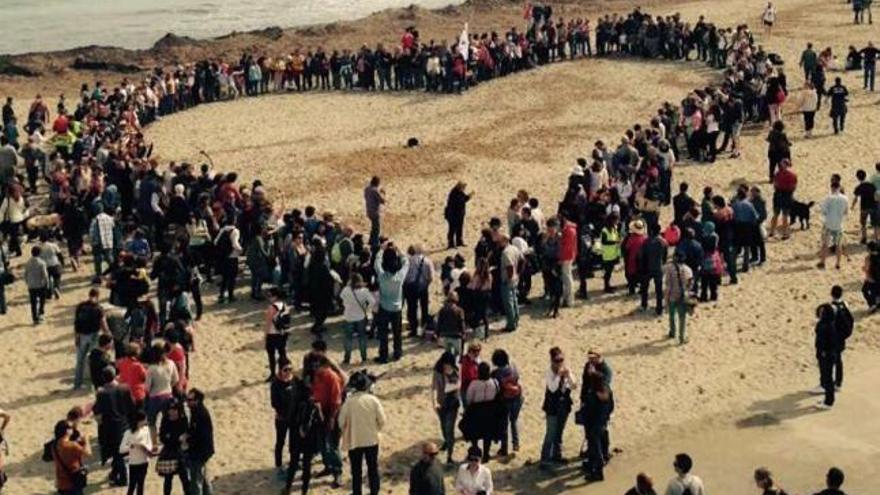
[0,57,39,77]
[152,33,198,50]
[72,55,142,74]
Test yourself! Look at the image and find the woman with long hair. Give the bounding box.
[432,351,460,465]
[120,411,153,495]
[157,400,189,495]
[467,258,492,340]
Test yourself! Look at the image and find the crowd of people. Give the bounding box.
[0,2,878,495]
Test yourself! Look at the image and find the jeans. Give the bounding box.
[127,463,148,495]
[368,216,381,251]
[186,458,213,495]
[93,247,113,279]
[832,112,846,134]
[274,418,290,468]
[73,332,99,389]
[265,333,289,377]
[376,308,403,361]
[864,63,876,91]
[817,350,838,406]
[437,394,460,461]
[500,281,519,331]
[29,288,46,323]
[540,411,569,465]
[343,320,368,363]
[499,396,523,453]
[668,300,688,343]
[320,428,343,476]
[700,274,719,301]
[219,258,238,301]
[349,445,380,495]
[404,286,430,334]
[560,260,574,305]
[640,273,663,313]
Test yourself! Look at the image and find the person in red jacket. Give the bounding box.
[769,158,798,240]
[116,342,147,406]
[559,216,578,307]
[622,219,649,295]
[460,343,482,405]
[310,356,345,488]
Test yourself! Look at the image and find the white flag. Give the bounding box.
[458,22,470,61]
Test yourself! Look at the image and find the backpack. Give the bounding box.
[215,228,233,258]
[168,293,193,323]
[500,372,522,400]
[833,303,854,341]
[74,303,95,334]
[272,302,292,332]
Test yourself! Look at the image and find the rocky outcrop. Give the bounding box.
[72,55,142,74]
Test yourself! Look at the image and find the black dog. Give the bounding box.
[789,200,815,229]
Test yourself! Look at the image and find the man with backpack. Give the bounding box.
[813,285,853,409]
[265,288,291,381]
[150,245,190,326]
[664,453,705,495]
[214,218,242,304]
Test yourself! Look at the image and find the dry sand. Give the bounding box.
[1,0,880,493]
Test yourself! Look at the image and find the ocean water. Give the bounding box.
[1,0,462,55]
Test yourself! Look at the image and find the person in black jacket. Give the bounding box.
[88,334,115,390]
[579,371,613,482]
[158,399,190,495]
[408,442,446,495]
[444,182,472,249]
[812,286,853,410]
[184,388,214,495]
[813,467,847,495]
[638,226,668,315]
[93,368,132,487]
[283,377,322,495]
[271,359,295,475]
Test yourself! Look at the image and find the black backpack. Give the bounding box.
[833,303,854,341]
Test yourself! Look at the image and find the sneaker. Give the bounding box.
[815,402,833,410]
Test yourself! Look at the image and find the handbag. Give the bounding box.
[55,444,88,489]
[155,457,179,476]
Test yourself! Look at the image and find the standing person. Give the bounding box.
[766,121,792,182]
[339,372,386,495]
[40,231,64,298]
[264,289,291,380]
[445,181,472,249]
[270,359,295,477]
[762,2,777,36]
[310,356,345,489]
[625,473,658,495]
[860,41,877,91]
[813,467,847,495]
[374,243,409,363]
[403,244,434,336]
[183,389,214,495]
[664,453,705,495]
[580,370,613,482]
[158,399,190,495]
[732,187,759,273]
[754,467,789,495]
[800,43,819,82]
[73,288,109,389]
[853,169,878,244]
[818,178,849,270]
[364,176,386,250]
[52,420,91,495]
[145,341,180,446]
[801,82,819,138]
[491,349,522,459]
[864,241,880,311]
[600,213,622,293]
[769,159,798,240]
[119,411,153,495]
[664,252,694,344]
[87,334,115,390]
[813,286,853,408]
[827,77,849,134]
[89,204,117,283]
[454,446,493,495]
[0,182,26,257]
[408,442,446,495]
[432,352,460,466]
[23,245,49,325]
[93,368,132,488]
[499,235,523,332]
[0,243,8,315]
[281,373,321,495]
[214,218,242,304]
[559,216,578,307]
[462,363,500,464]
[638,225,668,315]
[339,273,375,365]
[539,347,576,471]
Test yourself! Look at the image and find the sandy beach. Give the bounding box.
[1,0,879,493]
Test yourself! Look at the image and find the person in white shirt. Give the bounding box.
[454,446,493,495]
[539,347,577,469]
[818,177,850,270]
[215,220,242,303]
[762,2,777,36]
[339,372,386,495]
[119,411,154,495]
[665,453,705,495]
[339,273,376,365]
